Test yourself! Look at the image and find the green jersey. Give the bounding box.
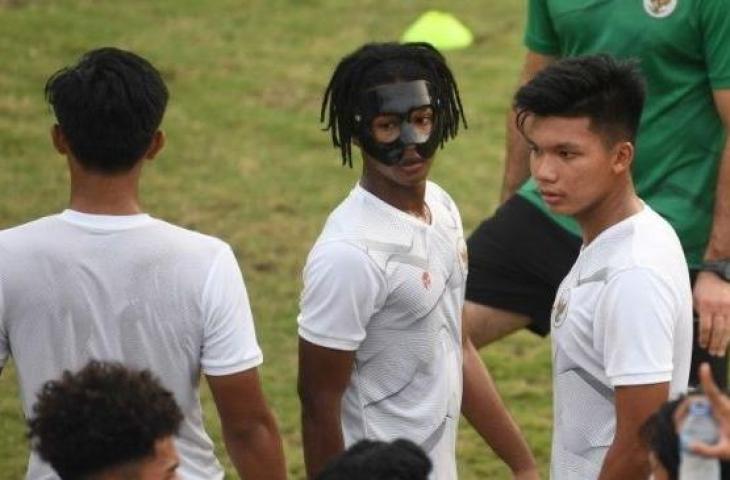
[520,0,730,267]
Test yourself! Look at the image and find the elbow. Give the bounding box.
[298,380,341,422]
[222,407,280,444]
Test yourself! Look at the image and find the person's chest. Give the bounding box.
[373,219,466,329]
[546,0,703,65]
[552,255,610,375]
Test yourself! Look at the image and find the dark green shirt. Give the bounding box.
[519,0,730,267]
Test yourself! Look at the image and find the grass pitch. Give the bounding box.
[0,1,552,478]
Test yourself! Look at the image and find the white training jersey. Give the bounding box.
[550,205,692,479]
[298,181,468,479]
[0,210,263,480]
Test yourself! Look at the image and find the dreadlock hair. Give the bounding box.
[321,42,466,167]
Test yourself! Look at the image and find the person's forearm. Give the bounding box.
[223,411,287,480]
[500,107,532,203]
[597,439,650,480]
[461,338,537,475]
[301,406,345,479]
[705,137,730,260]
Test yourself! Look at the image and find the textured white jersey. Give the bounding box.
[0,210,263,480]
[550,205,692,479]
[298,182,468,479]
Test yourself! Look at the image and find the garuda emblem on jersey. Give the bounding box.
[643,0,677,18]
[552,290,570,328]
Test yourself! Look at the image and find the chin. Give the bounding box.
[399,176,429,188]
[545,203,577,217]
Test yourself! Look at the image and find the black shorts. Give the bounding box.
[466,195,581,336]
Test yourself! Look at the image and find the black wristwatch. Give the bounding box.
[701,259,730,281]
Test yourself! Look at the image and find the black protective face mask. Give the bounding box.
[356,80,441,166]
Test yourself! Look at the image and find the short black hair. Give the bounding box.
[514,54,645,145]
[45,47,169,174]
[28,360,183,480]
[315,439,432,480]
[321,42,466,167]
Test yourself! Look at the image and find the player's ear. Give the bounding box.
[612,141,633,174]
[144,130,166,160]
[51,124,69,155]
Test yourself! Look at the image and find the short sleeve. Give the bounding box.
[700,0,730,88]
[298,241,386,351]
[596,268,678,387]
[525,0,561,55]
[200,246,263,376]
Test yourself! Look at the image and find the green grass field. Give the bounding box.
[0,1,553,478]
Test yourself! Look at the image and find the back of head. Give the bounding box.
[45,47,169,174]
[315,439,432,480]
[321,42,466,166]
[514,54,645,145]
[27,360,183,480]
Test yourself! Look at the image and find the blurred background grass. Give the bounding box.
[0,1,552,478]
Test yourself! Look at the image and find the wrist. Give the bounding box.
[509,456,538,474]
[700,259,730,281]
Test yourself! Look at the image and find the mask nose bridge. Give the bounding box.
[399,118,430,146]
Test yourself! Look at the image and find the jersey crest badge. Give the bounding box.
[643,0,677,18]
[552,290,570,328]
[422,271,431,290]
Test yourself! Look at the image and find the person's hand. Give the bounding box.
[675,363,730,459]
[693,271,730,356]
[513,467,540,480]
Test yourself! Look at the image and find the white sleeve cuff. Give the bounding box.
[202,351,264,377]
[610,371,672,387]
[298,325,361,351]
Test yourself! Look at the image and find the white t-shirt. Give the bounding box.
[298,182,468,480]
[0,210,263,480]
[550,205,692,480]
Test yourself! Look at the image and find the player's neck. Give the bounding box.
[68,160,144,215]
[577,181,642,246]
[359,175,429,223]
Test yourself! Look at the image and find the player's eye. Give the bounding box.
[410,107,434,133]
[558,149,577,159]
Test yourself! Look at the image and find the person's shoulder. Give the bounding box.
[309,238,372,268]
[316,186,413,250]
[629,206,685,263]
[150,219,231,259]
[426,180,463,228]
[426,181,458,210]
[0,214,64,249]
[603,206,688,288]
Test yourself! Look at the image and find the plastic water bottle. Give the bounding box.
[679,398,721,480]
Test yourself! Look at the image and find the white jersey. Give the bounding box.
[298,182,468,479]
[0,210,263,480]
[550,205,692,479]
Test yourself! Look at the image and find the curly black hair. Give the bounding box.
[27,360,183,479]
[321,42,466,167]
[315,438,432,480]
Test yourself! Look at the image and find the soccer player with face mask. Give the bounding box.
[297,42,538,480]
[516,55,693,479]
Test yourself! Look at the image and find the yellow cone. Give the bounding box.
[401,10,474,51]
